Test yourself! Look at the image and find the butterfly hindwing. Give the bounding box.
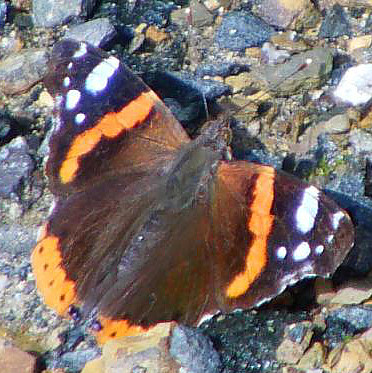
[210,161,354,311]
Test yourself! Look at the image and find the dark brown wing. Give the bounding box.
[208,161,354,313]
[44,39,189,196]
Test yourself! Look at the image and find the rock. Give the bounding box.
[0,137,34,199]
[276,321,313,364]
[0,337,37,373]
[0,48,49,94]
[257,0,318,30]
[349,129,372,154]
[82,322,220,373]
[347,35,372,53]
[261,42,291,64]
[319,3,352,39]
[326,338,372,373]
[215,11,274,51]
[32,0,96,28]
[189,0,214,27]
[251,47,333,96]
[64,18,117,47]
[333,64,372,106]
[297,342,325,370]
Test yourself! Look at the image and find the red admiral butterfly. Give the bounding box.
[31,39,354,344]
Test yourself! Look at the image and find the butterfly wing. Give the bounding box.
[209,161,354,312]
[44,39,189,196]
[32,39,191,335]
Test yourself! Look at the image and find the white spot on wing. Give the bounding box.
[315,245,324,255]
[293,241,311,261]
[63,77,70,87]
[73,43,87,58]
[277,246,287,260]
[67,62,73,70]
[332,211,344,230]
[75,113,85,124]
[85,56,120,95]
[65,89,81,110]
[295,186,320,234]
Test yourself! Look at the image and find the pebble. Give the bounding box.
[83,323,220,373]
[333,64,372,105]
[32,0,97,28]
[189,0,214,27]
[257,0,317,29]
[347,35,372,53]
[0,33,23,59]
[349,128,372,153]
[261,42,291,64]
[297,342,325,370]
[0,337,37,373]
[0,137,33,199]
[215,11,274,51]
[319,3,352,38]
[0,48,49,94]
[64,18,117,47]
[276,322,313,364]
[252,47,333,96]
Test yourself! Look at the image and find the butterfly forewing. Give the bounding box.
[44,39,189,196]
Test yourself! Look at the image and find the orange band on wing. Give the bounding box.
[31,227,77,315]
[226,166,275,298]
[95,316,148,345]
[59,92,155,184]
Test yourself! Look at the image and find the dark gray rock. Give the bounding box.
[215,11,274,52]
[251,47,333,96]
[32,0,96,28]
[325,305,372,348]
[170,325,221,373]
[64,18,117,47]
[319,3,352,39]
[0,137,34,199]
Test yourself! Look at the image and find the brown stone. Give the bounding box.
[82,322,180,373]
[0,337,37,373]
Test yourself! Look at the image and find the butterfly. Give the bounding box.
[31,39,354,344]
